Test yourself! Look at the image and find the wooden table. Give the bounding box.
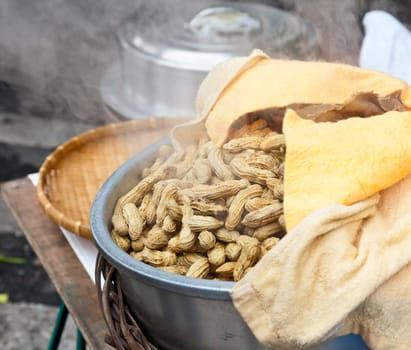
[1,177,111,349]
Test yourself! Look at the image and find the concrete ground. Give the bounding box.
[0,113,99,349]
[1,303,77,350]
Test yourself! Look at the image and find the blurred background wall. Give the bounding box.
[0,0,409,125]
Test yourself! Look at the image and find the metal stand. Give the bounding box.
[48,300,86,350]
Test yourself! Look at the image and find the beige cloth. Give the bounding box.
[231,173,411,349]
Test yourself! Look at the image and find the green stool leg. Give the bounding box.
[76,328,86,350]
[47,301,68,350]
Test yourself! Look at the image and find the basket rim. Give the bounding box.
[36,116,189,239]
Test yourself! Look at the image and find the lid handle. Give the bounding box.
[188,6,261,40]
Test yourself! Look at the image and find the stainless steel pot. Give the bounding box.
[100,1,320,120]
[90,137,370,350]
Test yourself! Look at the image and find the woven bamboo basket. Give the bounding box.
[37,117,189,239]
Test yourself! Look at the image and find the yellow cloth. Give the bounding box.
[283,109,411,231]
[172,49,411,149]
[203,55,411,146]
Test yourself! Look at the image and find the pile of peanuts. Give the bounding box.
[111,122,286,281]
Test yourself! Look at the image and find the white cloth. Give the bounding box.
[29,173,98,284]
[360,10,411,85]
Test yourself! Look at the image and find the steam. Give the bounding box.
[0,0,148,123]
[0,0,324,124]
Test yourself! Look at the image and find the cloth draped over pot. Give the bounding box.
[171,50,411,349]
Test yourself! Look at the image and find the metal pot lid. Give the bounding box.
[117,1,320,72]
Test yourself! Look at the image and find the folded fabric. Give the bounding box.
[283,109,411,231]
[347,264,411,350]
[231,172,411,349]
[172,49,411,149]
[201,54,411,146]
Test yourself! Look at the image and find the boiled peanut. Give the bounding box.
[144,225,169,250]
[225,184,263,231]
[214,228,240,243]
[186,258,210,278]
[222,136,263,153]
[233,244,260,281]
[207,242,226,267]
[253,222,284,241]
[187,215,224,232]
[122,203,145,240]
[230,157,275,185]
[215,261,236,277]
[198,231,216,250]
[140,247,177,266]
[111,230,130,251]
[262,237,280,251]
[204,142,235,181]
[225,243,242,261]
[241,203,283,228]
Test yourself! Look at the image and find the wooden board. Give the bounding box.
[1,177,111,350]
